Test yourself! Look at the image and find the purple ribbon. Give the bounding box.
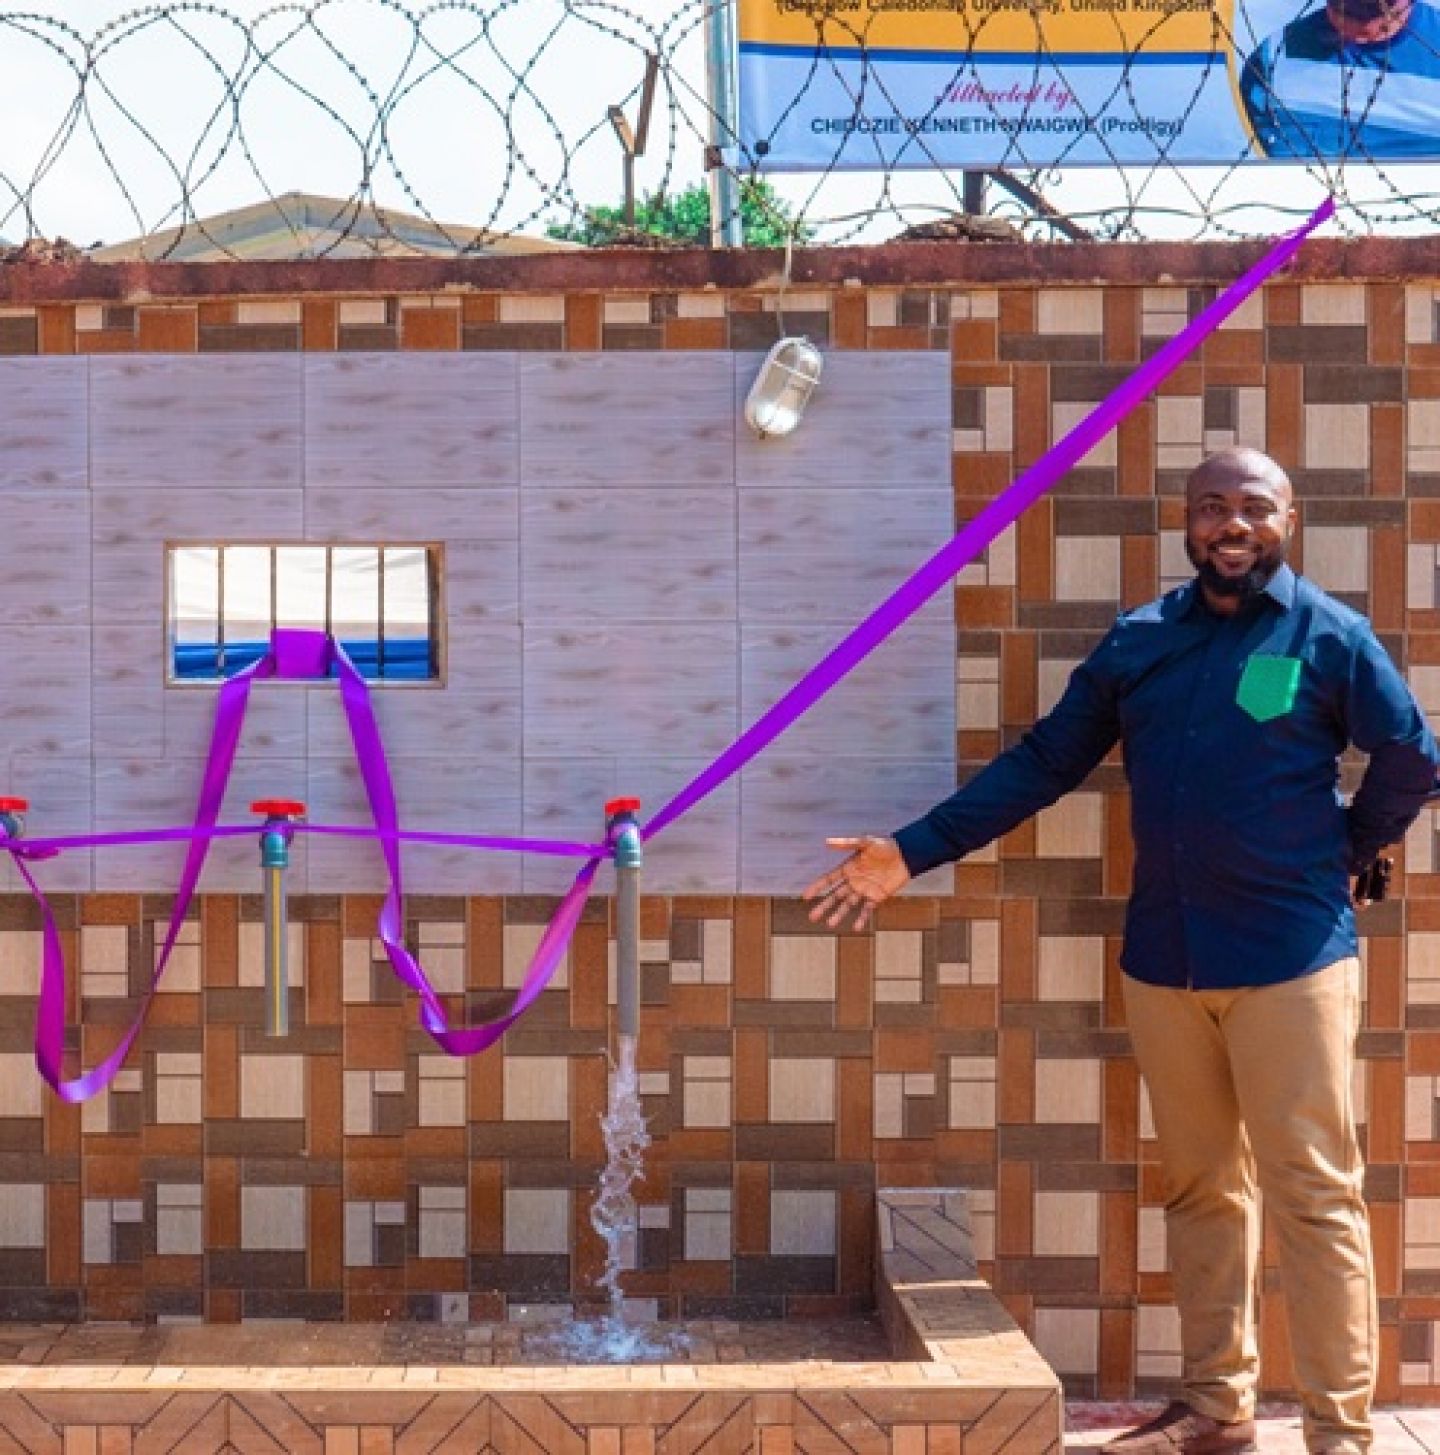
[646,199,1336,839]
[4,199,1333,1099]
[7,825,602,858]
[11,630,603,1100]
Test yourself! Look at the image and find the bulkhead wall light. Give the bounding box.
[743,336,823,439]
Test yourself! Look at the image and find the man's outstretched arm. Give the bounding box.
[804,636,1123,930]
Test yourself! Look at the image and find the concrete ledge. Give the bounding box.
[878,1186,1064,1445]
[0,1193,1064,1452]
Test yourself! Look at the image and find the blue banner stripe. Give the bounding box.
[739,40,1218,65]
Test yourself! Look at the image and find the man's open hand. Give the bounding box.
[801,836,911,931]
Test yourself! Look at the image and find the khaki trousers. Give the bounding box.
[1123,959,1375,1455]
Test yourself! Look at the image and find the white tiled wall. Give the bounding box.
[0,351,955,893]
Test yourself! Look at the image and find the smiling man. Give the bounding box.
[805,447,1440,1455]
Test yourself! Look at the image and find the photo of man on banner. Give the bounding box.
[1239,0,1440,157]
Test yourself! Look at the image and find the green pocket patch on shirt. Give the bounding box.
[1236,654,1302,723]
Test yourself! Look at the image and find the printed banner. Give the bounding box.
[737,0,1440,166]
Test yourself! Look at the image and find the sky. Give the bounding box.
[0,0,1434,249]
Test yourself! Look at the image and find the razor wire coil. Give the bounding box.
[0,0,1437,259]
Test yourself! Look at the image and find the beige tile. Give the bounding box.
[770,936,837,1001]
[1236,386,1267,445]
[338,299,388,325]
[504,1055,569,1121]
[1410,546,1438,611]
[866,293,899,328]
[1304,403,1369,471]
[416,1076,465,1128]
[949,1077,996,1132]
[1037,935,1105,1002]
[241,1186,307,1252]
[419,1205,466,1260]
[0,1185,44,1248]
[155,1060,202,1125]
[1301,284,1367,326]
[1034,1058,1100,1124]
[1054,537,1120,604]
[0,1053,42,1119]
[1033,1190,1099,1257]
[1138,1205,1168,1273]
[603,298,651,326]
[1037,288,1103,335]
[239,1054,306,1120]
[503,1188,570,1255]
[701,921,733,984]
[237,300,302,325]
[1034,1307,1100,1375]
[1137,1304,1182,1379]
[685,1208,731,1262]
[1035,792,1104,858]
[1407,285,1438,344]
[874,1073,904,1139]
[343,1071,374,1136]
[677,293,727,319]
[499,296,565,324]
[876,930,922,987]
[683,1078,732,1130]
[771,1189,836,1256]
[1303,524,1369,594]
[769,1057,835,1123]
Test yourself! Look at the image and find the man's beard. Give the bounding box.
[1185,538,1288,604]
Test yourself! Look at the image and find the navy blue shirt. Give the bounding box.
[895,567,1439,989]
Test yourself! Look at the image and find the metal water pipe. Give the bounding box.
[704,0,744,247]
[605,797,642,1039]
[251,799,305,1038]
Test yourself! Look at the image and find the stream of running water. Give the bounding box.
[537,1033,690,1362]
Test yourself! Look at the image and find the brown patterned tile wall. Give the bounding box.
[4,276,1440,1403]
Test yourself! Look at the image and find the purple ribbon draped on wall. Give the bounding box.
[1,199,1334,1099]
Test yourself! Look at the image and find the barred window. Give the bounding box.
[167,543,443,684]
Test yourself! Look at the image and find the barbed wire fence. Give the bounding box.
[1,0,1438,261]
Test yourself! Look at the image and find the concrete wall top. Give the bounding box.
[4,232,1440,304]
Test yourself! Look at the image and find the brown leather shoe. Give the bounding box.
[1100,1402,1258,1455]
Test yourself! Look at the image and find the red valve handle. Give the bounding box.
[250,799,307,818]
[0,797,29,813]
[604,796,642,817]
